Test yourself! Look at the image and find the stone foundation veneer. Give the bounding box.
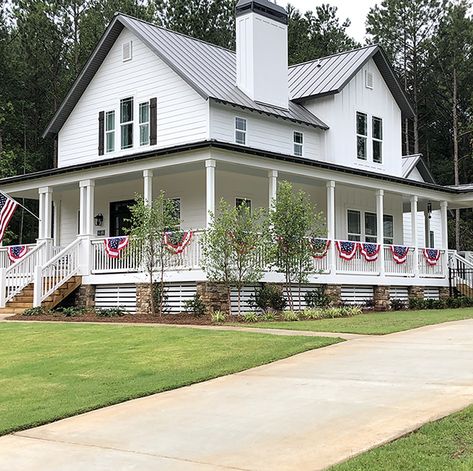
[408,285,424,300]
[75,284,96,309]
[196,282,229,314]
[439,287,450,300]
[136,283,153,315]
[324,284,342,306]
[373,285,390,311]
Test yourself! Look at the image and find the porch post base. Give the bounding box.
[196,282,229,314]
[136,283,153,315]
[324,284,341,307]
[75,285,96,309]
[373,285,390,311]
[439,287,450,300]
[408,286,424,300]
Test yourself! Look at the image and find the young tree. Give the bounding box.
[269,181,324,311]
[128,192,179,316]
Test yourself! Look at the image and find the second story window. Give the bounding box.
[139,102,150,146]
[120,97,133,149]
[356,112,367,160]
[105,111,115,153]
[235,117,247,145]
[372,117,383,163]
[293,131,303,157]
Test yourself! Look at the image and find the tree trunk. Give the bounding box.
[453,67,460,250]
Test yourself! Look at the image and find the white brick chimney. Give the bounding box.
[235,0,288,109]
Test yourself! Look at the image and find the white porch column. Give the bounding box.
[143,169,153,208]
[38,187,52,240]
[440,201,448,275]
[376,189,385,277]
[268,170,278,209]
[79,183,87,236]
[424,206,431,248]
[205,159,216,229]
[410,195,419,277]
[86,180,95,236]
[326,181,336,273]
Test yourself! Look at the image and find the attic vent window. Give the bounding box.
[365,70,374,89]
[122,41,132,62]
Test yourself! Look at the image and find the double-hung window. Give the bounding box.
[139,102,150,146]
[364,212,377,243]
[120,97,133,149]
[293,131,303,156]
[383,215,394,244]
[348,210,394,244]
[372,117,383,163]
[347,210,361,241]
[235,117,247,145]
[105,111,115,153]
[356,112,368,160]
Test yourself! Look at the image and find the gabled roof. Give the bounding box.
[288,45,415,118]
[43,14,327,137]
[402,154,435,183]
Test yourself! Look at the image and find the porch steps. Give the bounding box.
[0,276,82,314]
[457,283,473,298]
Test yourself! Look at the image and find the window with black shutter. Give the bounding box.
[150,97,157,145]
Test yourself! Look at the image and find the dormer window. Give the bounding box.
[356,112,367,160]
[235,117,247,145]
[120,97,133,149]
[122,41,132,62]
[293,131,303,157]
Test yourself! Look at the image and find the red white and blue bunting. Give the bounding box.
[104,236,129,259]
[360,243,380,262]
[7,245,28,262]
[336,240,359,261]
[423,248,441,266]
[390,245,410,264]
[163,231,193,255]
[309,238,331,259]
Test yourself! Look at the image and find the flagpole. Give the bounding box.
[0,191,39,221]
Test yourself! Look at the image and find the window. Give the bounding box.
[365,70,374,89]
[364,212,377,243]
[235,117,247,145]
[122,41,132,62]
[120,97,133,149]
[105,111,115,153]
[429,230,435,248]
[293,131,303,157]
[236,198,252,212]
[372,117,383,163]
[356,112,367,160]
[139,102,150,146]
[384,215,394,245]
[347,210,361,241]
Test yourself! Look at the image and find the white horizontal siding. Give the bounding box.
[210,103,322,161]
[58,28,208,168]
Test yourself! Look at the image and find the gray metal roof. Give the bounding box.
[288,45,415,117]
[44,14,327,137]
[402,154,435,183]
[236,0,288,24]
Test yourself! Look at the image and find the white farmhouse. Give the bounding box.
[1,0,473,312]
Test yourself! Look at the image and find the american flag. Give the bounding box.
[104,236,129,258]
[7,245,28,262]
[0,192,17,243]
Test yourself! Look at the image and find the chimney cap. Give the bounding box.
[236,0,288,25]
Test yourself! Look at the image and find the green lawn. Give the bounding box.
[232,308,473,335]
[331,405,473,470]
[0,322,340,436]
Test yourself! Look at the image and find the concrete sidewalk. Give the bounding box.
[2,319,473,471]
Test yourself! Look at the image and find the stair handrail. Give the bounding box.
[0,240,48,307]
[450,251,473,270]
[35,238,82,306]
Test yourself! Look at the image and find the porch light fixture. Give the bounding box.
[427,202,432,220]
[94,213,104,227]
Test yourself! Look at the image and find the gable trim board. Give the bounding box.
[0,139,462,196]
[402,154,436,184]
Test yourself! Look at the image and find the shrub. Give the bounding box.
[183,294,206,317]
[56,306,86,317]
[211,310,226,323]
[300,309,323,320]
[261,311,276,322]
[304,287,331,308]
[390,298,406,311]
[282,310,299,321]
[23,306,47,317]
[152,284,169,314]
[243,312,259,323]
[96,307,127,317]
[409,298,424,310]
[250,284,286,313]
[364,298,375,309]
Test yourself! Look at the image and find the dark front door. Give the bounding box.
[109,200,134,237]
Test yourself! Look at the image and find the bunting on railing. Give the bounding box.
[163,231,193,255]
[360,243,380,262]
[336,240,359,261]
[309,238,331,259]
[7,245,28,262]
[104,236,129,258]
[424,248,441,266]
[390,245,409,264]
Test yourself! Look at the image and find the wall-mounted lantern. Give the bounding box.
[94,213,104,227]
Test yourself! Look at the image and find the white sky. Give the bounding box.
[284,0,379,42]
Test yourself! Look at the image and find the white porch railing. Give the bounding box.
[0,241,48,307]
[418,249,446,278]
[384,246,415,276]
[34,239,82,306]
[336,242,380,274]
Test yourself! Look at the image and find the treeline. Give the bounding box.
[0,0,472,247]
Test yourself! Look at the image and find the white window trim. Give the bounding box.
[139,101,150,147]
[372,116,383,164]
[235,117,247,145]
[120,97,134,150]
[122,41,133,62]
[365,70,374,89]
[293,131,304,157]
[356,111,368,161]
[347,208,394,244]
[105,110,115,153]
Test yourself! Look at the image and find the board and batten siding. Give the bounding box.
[58,28,209,168]
[209,103,323,160]
[303,58,402,177]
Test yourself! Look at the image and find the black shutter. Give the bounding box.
[150,97,157,146]
[98,111,105,155]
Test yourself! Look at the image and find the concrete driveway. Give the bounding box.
[2,319,473,471]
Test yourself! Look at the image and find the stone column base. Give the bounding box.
[75,285,96,309]
[136,283,153,315]
[196,282,229,314]
[408,286,424,300]
[439,287,450,300]
[324,284,341,307]
[373,285,390,311]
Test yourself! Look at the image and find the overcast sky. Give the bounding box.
[285,0,379,43]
